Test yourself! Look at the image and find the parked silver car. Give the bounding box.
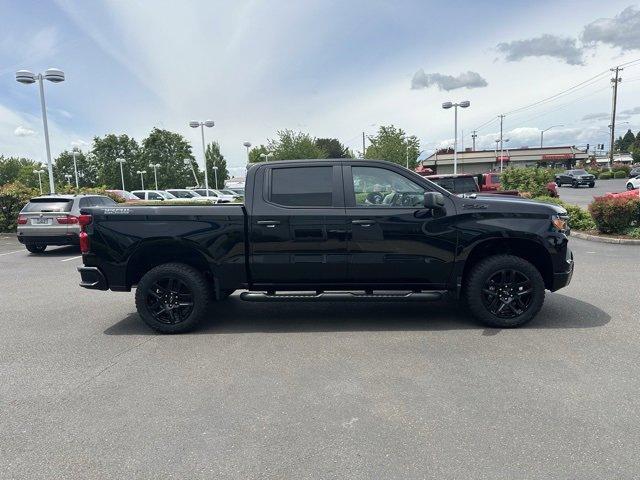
[17,194,117,253]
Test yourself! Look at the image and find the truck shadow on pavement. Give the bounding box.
[104,292,610,336]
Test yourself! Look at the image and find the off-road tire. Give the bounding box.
[135,262,211,333]
[464,255,545,328]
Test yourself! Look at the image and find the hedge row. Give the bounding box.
[588,196,640,234]
[533,196,596,231]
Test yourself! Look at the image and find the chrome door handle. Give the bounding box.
[257,220,280,227]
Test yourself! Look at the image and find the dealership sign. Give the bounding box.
[542,154,574,160]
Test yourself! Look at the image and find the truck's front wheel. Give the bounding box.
[464,255,545,328]
[135,262,211,333]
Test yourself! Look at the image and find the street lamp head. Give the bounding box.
[116,158,126,164]
[442,102,453,109]
[16,70,36,84]
[459,100,471,108]
[189,121,200,128]
[44,68,65,83]
[203,120,215,128]
[243,141,252,148]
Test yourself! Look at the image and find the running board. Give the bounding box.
[240,291,446,302]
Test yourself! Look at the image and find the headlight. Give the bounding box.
[551,214,568,232]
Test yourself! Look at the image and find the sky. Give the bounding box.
[2,0,640,177]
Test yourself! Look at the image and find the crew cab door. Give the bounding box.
[249,163,348,285]
[343,163,457,288]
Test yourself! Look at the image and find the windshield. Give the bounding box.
[220,189,237,195]
[572,170,588,175]
[159,191,176,199]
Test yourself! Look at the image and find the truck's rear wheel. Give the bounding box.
[464,255,545,328]
[135,262,211,333]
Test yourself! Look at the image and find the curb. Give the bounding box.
[572,230,640,245]
[0,232,16,237]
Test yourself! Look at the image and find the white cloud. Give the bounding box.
[621,106,640,116]
[582,6,640,51]
[581,112,609,121]
[496,34,584,65]
[14,126,35,137]
[411,69,488,91]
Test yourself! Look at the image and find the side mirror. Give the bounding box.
[424,192,445,209]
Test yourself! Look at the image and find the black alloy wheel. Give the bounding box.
[146,277,194,325]
[481,269,533,319]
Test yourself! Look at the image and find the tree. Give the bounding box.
[632,131,640,162]
[248,144,270,164]
[269,130,327,160]
[364,125,420,169]
[141,128,198,189]
[91,134,142,190]
[53,150,98,188]
[205,141,229,189]
[315,138,353,158]
[0,156,45,188]
[618,129,635,152]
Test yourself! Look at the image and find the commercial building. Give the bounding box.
[421,146,590,175]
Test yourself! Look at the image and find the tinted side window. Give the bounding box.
[352,166,424,207]
[132,192,144,199]
[97,196,117,206]
[79,197,94,208]
[270,167,333,207]
[148,192,163,200]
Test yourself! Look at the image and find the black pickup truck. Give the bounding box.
[78,159,573,333]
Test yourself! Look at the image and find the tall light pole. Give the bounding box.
[116,158,126,190]
[136,170,147,189]
[442,100,470,175]
[243,141,251,165]
[540,125,563,148]
[149,163,161,190]
[33,169,44,194]
[16,68,65,194]
[189,120,215,196]
[212,165,219,189]
[184,158,199,186]
[71,147,80,189]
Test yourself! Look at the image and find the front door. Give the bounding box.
[344,163,457,288]
[250,163,348,286]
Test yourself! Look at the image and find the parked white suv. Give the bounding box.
[165,189,217,203]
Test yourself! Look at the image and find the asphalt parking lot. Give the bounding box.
[557,178,632,208]
[1,234,639,479]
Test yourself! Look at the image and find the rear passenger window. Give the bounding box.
[79,198,94,208]
[270,167,333,207]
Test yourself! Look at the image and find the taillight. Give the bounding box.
[17,215,28,225]
[78,214,92,254]
[79,232,90,254]
[56,215,79,224]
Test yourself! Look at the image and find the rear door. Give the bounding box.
[249,163,348,285]
[344,163,457,287]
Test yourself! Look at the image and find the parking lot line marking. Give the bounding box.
[0,250,23,257]
[61,256,82,262]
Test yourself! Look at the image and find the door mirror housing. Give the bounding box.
[424,192,445,209]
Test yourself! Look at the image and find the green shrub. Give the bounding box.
[588,196,640,234]
[611,163,631,176]
[534,196,596,231]
[0,182,39,231]
[626,226,640,239]
[599,171,613,180]
[500,167,555,197]
[586,168,600,178]
[613,170,627,179]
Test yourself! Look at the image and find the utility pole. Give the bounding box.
[609,66,622,168]
[471,130,477,151]
[362,132,366,158]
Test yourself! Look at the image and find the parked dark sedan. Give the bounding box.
[555,169,595,188]
[629,166,640,178]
